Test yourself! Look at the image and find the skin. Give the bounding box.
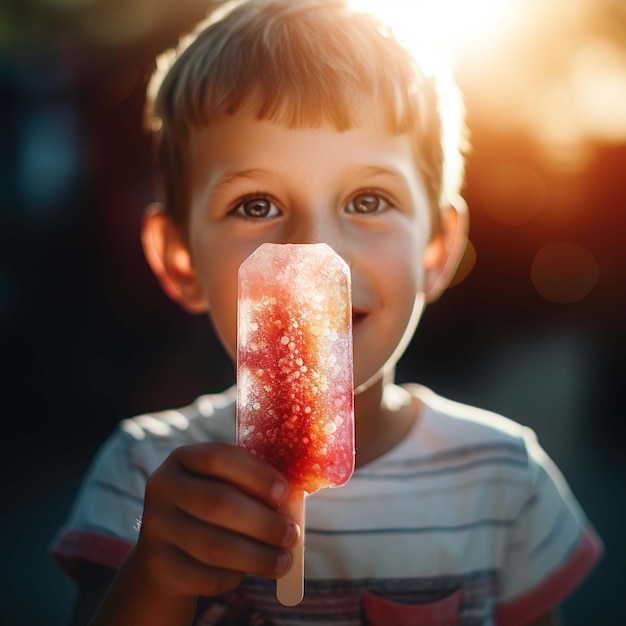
[72,106,557,625]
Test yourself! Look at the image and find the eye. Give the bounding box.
[346,192,392,215]
[234,195,281,219]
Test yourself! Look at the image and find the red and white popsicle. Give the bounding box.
[236,243,355,605]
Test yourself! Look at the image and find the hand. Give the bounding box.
[134,442,299,598]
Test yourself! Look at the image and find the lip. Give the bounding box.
[351,311,367,327]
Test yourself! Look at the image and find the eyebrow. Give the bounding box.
[354,165,409,182]
[353,166,418,200]
[214,168,277,189]
[209,164,411,202]
[217,166,406,183]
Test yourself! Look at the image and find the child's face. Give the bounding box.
[180,106,442,391]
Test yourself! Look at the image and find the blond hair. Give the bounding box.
[145,0,466,226]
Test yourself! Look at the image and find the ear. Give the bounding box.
[423,196,469,303]
[141,203,209,313]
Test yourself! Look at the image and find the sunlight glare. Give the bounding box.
[350,0,517,64]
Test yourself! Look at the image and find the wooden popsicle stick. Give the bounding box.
[277,489,305,606]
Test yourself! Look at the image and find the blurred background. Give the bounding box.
[1,0,624,623]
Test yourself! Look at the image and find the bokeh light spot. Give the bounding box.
[79,0,158,46]
[17,104,80,215]
[531,242,600,304]
[480,163,547,226]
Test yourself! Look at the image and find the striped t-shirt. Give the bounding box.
[52,384,602,626]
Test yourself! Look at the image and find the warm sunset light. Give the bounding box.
[352,0,626,170]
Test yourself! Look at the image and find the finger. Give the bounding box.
[138,540,246,597]
[159,509,293,581]
[172,475,300,550]
[172,442,290,506]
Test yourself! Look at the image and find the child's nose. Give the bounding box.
[289,212,351,264]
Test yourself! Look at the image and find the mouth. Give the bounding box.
[351,311,367,327]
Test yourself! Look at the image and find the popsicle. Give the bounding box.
[236,242,355,605]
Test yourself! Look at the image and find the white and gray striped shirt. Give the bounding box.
[53,385,602,626]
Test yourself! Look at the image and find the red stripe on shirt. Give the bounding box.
[496,528,603,626]
[51,530,134,582]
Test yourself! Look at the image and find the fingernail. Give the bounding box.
[275,552,291,575]
[281,521,299,548]
[270,480,288,503]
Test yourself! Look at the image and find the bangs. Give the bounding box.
[152,0,423,136]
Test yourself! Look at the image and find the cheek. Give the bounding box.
[378,231,426,295]
[191,242,241,361]
[208,272,239,360]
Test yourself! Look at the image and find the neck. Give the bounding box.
[353,370,419,468]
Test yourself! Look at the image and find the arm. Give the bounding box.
[70,563,192,626]
[497,432,601,626]
[73,442,298,626]
[84,548,198,626]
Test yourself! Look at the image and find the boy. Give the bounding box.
[52,1,602,624]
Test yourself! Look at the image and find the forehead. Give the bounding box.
[186,106,426,194]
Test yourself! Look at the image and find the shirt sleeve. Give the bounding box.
[496,429,603,626]
[51,392,238,583]
[50,425,164,581]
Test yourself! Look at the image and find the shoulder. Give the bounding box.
[87,386,238,480]
[116,386,237,452]
[344,385,541,507]
[406,386,603,607]
[402,384,574,507]
[407,384,536,457]
[74,386,237,521]
[407,386,585,494]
